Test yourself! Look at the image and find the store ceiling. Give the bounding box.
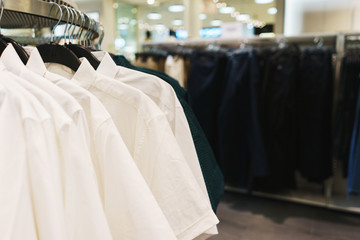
[73,0,172,4]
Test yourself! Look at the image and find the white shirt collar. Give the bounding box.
[72,58,98,90]
[25,47,48,77]
[0,44,27,73]
[92,51,118,79]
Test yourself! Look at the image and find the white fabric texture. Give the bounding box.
[0,76,38,240]
[25,47,177,240]
[93,51,218,238]
[0,65,68,240]
[1,45,113,240]
[46,58,219,240]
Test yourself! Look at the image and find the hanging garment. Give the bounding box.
[93,51,218,237]
[45,58,219,240]
[0,67,70,240]
[25,47,177,240]
[333,51,360,177]
[0,75,38,240]
[111,54,225,213]
[348,83,360,195]
[1,45,113,240]
[165,55,186,88]
[217,50,268,187]
[187,52,228,160]
[296,48,334,182]
[132,54,164,72]
[256,46,300,191]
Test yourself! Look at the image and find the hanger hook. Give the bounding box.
[49,2,63,43]
[67,7,75,44]
[77,10,85,44]
[70,8,79,43]
[83,13,92,46]
[314,36,324,49]
[60,5,70,44]
[0,0,4,34]
[81,13,90,45]
[88,18,96,46]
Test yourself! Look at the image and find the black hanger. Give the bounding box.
[36,3,81,72]
[37,43,81,72]
[0,35,29,64]
[0,38,7,54]
[65,43,100,69]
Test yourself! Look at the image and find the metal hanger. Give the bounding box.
[314,36,324,49]
[65,10,100,69]
[37,2,81,72]
[0,0,29,63]
[0,0,8,53]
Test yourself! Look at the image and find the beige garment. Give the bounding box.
[165,55,187,88]
[132,55,165,72]
[132,55,158,71]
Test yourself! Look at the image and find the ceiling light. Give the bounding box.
[236,14,250,21]
[172,19,183,26]
[154,24,166,30]
[210,20,222,26]
[147,0,155,5]
[216,3,222,8]
[147,13,162,20]
[255,0,274,4]
[118,24,129,30]
[199,14,207,20]
[267,7,278,15]
[219,6,235,14]
[112,3,119,8]
[168,5,185,12]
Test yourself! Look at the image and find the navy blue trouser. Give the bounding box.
[187,52,228,159]
[334,52,360,177]
[217,50,268,187]
[296,49,334,182]
[256,47,300,191]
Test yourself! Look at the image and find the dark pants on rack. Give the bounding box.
[296,49,334,182]
[217,51,268,187]
[187,52,228,158]
[334,53,360,177]
[348,86,360,195]
[255,47,300,191]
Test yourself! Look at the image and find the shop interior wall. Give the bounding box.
[285,0,360,35]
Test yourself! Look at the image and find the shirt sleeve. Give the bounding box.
[137,114,219,240]
[57,121,113,240]
[94,119,177,240]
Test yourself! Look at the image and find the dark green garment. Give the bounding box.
[112,55,224,212]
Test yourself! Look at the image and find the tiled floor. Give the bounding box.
[209,192,360,240]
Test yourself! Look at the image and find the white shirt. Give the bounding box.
[1,45,113,240]
[0,79,37,240]
[94,52,218,238]
[46,58,219,240]
[25,48,177,240]
[0,64,68,240]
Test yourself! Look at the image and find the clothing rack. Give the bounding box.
[2,0,100,40]
[142,32,360,215]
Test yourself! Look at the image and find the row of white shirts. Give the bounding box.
[0,44,219,240]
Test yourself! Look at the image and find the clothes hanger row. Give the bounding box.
[37,2,100,71]
[0,0,100,71]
